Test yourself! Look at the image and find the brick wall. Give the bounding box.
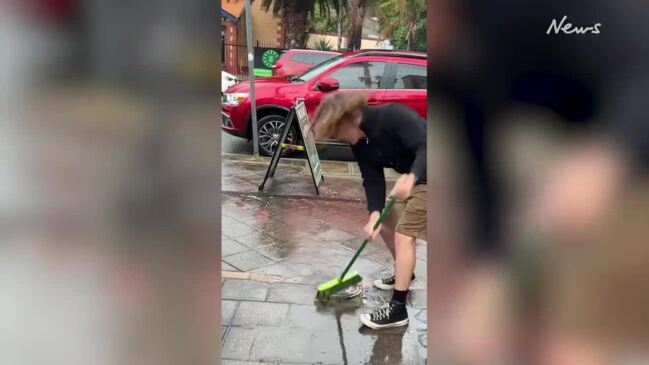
[250,0,282,46]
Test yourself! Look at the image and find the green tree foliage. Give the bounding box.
[313,37,334,51]
[389,17,426,51]
[256,0,344,48]
[376,0,426,51]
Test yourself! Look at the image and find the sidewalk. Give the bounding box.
[221,154,427,364]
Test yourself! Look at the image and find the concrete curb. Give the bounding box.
[221,152,401,179]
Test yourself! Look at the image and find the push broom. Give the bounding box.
[315,196,397,302]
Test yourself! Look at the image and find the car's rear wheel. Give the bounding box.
[256,114,298,157]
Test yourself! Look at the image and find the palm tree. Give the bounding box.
[345,0,368,51]
[336,0,344,50]
[377,0,425,51]
[256,0,338,48]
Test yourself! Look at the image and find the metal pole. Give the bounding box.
[245,0,259,158]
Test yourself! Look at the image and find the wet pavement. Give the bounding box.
[222,155,427,364]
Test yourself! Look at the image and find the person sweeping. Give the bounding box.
[313,92,427,329]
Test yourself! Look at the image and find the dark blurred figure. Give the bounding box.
[427,0,649,364]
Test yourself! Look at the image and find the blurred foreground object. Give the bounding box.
[518,184,649,364]
[426,0,649,363]
[0,1,222,364]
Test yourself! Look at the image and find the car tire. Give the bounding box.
[256,114,299,157]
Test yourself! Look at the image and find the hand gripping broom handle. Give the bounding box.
[339,196,397,281]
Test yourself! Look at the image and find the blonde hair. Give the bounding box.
[314,92,368,139]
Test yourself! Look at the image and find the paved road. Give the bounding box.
[221,130,356,162]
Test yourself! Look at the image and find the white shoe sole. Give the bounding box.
[339,284,363,299]
[360,313,409,329]
[373,280,415,291]
[373,280,395,291]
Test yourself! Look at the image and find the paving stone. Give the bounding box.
[254,244,295,261]
[222,261,238,271]
[411,308,427,331]
[231,301,290,328]
[222,300,239,325]
[266,284,317,305]
[223,327,344,364]
[314,228,357,242]
[320,161,351,174]
[284,304,341,331]
[223,238,251,256]
[222,215,240,227]
[222,327,257,360]
[234,231,284,249]
[409,289,427,309]
[221,279,269,301]
[223,221,259,238]
[223,250,275,271]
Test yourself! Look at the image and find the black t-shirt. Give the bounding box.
[351,103,427,213]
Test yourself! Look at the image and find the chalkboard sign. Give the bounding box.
[258,99,323,194]
[295,100,323,187]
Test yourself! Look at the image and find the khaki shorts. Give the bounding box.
[383,184,427,241]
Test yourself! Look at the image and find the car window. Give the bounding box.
[295,55,345,81]
[291,53,312,64]
[328,62,387,89]
[394,63,427,89]
[311,54,336,65]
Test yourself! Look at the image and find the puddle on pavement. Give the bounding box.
[313,283,391,314]
[311,284,415,365]
[224,194,425,363]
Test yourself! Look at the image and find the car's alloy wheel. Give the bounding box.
[257,115,296,156]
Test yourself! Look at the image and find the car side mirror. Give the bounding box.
[317,77,340,92]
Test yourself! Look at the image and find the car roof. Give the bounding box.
[283,49,340,55]
[345,49,427,60]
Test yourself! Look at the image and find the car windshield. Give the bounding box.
[293,55,345,82]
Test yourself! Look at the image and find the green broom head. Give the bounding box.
[315,271,362,301]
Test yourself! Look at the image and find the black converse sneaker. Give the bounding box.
[360,300,409,329]
[373,273,416,290]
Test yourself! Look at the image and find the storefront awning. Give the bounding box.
[221,8,239,23]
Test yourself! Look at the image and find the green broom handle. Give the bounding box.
[339,195,397,280]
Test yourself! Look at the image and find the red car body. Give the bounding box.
[271,49,340,78]
[222,50,427,155]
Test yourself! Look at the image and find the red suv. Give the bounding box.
[222,50,427,156]
[272,49,341,78]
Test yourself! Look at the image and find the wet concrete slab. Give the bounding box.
[232,231,285,250]
[231,301,290,327]
[222,300,239,325]
[222,238,250,257]
[222,261,238,272]
[222,158,396,202]
[266,283,317,306]
[223,250,276,272]
[223,302,427,364]
[223,270,428,363]
[223,221,259,239]
[221,279,269,301]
